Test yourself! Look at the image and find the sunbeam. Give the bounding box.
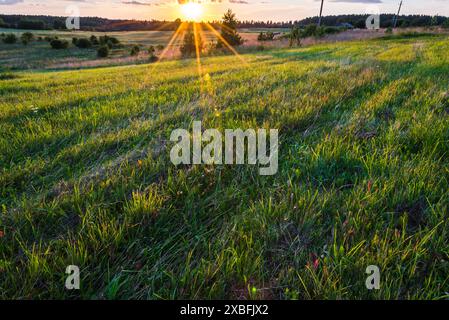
[204,22,248,66]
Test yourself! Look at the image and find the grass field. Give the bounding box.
[0,28,272,70]
[0,34,448,299]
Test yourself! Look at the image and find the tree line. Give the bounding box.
[1,14,448,32]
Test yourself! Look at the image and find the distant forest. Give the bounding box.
[1,14,448,31]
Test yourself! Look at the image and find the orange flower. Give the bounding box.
[367,180,373,193]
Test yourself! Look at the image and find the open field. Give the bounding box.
[0,27,266,70]
[0,34,448,299]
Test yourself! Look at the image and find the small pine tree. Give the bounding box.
[180,29,202,57]
[217,9,243,48]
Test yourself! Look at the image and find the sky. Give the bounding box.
[0,0,448,22]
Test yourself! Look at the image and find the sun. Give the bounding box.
[181,2,203,21]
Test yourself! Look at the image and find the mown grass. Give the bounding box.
[0,35,448,299]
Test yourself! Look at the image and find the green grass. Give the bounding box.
[0,35,448,299]
[0,28,256,71]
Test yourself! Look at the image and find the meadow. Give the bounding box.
[0,27,284,70]
[0,33,448,299]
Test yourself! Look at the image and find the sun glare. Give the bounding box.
[181,3,203,21]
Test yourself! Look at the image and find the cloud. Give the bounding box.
[0,0,24,5]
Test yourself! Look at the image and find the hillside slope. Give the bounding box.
[0,35,448,299]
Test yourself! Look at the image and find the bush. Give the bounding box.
[302,24,318,37]
[3,34,17,44]
[323,26,341,35]
[257,32,274,41]
[97,45,109,58]
[156,44,164,51]
[21,32,34,43]
[130,45,140,56]
[289,26,302,47]
[90,35,99,45]
[385,27,393,34]
[148,45,155,55]
[50,39,69,49]
[74,38,92,49]
[0,73,18,80]
[148,55,158,62]
[99,35,120,47]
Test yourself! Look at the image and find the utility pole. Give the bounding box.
[318,0,324,26]
[393,0,403,28]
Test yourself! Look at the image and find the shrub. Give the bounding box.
[3,34,17,44]
[289,26,301,47]
[302,24,318,37]
[130,45,140,56]
[21,32,34,43]
[385,27,393,34]
[0,73,18,80]
[148,55,158,62]
[156,44,164,51]
[99,35,120,47]
[257,32,274,41]
[148,45,155,55]
[50,39,69,49]
[323,26,341,35]
[97,45,109,58]
[90,35,99,45]
[74,38,92,48]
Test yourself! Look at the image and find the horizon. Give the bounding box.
[1,0,448,23]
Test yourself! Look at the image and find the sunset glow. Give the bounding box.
[181,3,204,21]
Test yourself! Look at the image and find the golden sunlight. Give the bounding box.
[181,2,203,21]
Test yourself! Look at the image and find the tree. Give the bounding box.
[180,29,202,57]
[0,18,8,28]
[217,9,243,48]
[289,26,301,47]
[3,34,17,44]
[443,18,449,29]
[21,32,34,45]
